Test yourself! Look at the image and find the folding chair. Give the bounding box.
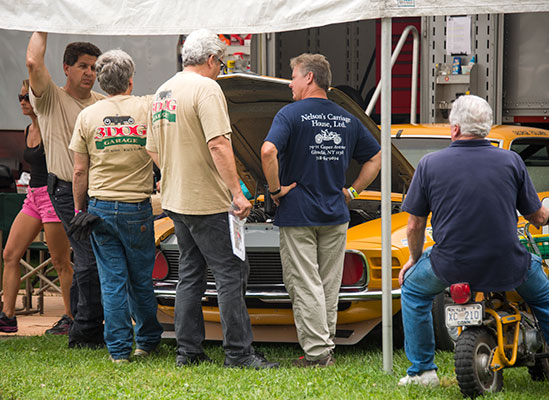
[16,237,63,315]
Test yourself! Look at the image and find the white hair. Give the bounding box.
[449,95,493,138]
[95,49,135,95]
[181,29,226,67]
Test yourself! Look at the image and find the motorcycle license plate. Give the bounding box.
[445,303,483,327]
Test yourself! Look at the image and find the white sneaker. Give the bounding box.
[398,369,440,387]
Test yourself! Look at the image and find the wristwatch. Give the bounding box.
[269,187,281,196]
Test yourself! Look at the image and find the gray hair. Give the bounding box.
[290,53,332,92]
[449,95,493,138]
[181,29,226,67]
[95,49,135,95]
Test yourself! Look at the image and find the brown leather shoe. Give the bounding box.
[293,354,334,367]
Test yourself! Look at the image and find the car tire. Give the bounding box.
[432,291,458,350]
[528,341,549,381]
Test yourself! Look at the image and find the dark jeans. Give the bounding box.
[89,198,162,359]
[48,175,104,344]
[165,210,254,358]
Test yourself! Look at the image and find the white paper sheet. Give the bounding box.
[229,213,246,261]
[447,16,472,55]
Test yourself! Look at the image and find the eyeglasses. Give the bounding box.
[216,57,227,72]
[18,93,30,102]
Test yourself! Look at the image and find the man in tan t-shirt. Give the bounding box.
[27,32,104,348]
[70,49,163,363]
[147,29,277,369]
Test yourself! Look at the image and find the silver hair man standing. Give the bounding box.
[398,95,549,386]
[146,29,278,369]
[69,49,163,362]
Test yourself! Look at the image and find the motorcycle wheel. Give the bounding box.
[528,341,549,381]
[455,327,503,397]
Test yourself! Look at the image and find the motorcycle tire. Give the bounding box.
[455,327,503,397]
[528,341,549,381]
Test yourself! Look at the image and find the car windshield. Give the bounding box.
[394,136,549,193]
[510,138,549,193]
[392,138,451,168]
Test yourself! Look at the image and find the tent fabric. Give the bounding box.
[2,0,549,35]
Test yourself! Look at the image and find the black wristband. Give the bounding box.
[269,187,281,196]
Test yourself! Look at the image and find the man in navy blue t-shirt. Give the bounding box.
[261,53,381,367]
[398,95,549,387]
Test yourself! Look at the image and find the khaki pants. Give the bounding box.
[279,223,348,360]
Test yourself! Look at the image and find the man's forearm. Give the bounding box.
[525,206,549,227]
[73,172,88,211]
[351,151,381,192]
[406,215,428,263]
[208,137,242,197]
[26,32,50,97]
[261,142,280,191]
[72,152,90,211]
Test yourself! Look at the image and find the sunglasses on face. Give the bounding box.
[18,93,30,102]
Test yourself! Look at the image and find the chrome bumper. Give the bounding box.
[154,285,401,303]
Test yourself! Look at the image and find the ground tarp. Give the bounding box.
[2,0,549,35]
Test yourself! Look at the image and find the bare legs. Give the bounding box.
[43,222,72,317]
[2,212,72,317]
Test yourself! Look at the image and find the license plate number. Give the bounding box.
[445,304,483,327]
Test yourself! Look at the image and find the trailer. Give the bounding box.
[252,12,549,128]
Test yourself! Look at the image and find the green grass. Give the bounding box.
[0,335,547,399]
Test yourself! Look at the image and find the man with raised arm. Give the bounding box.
[26,32,104,348]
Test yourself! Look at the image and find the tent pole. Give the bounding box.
[381,16,393,373]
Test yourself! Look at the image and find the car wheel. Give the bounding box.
[432,291,459,350]
[528,341,549,381]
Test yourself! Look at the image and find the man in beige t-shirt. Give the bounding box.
[27,32,104,348]
[70,49,162,362]
[147,29,277,369]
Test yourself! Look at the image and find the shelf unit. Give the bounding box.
[434,64,478,122]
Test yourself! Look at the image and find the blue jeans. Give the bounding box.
[165,210,254,358]
[48,176,104,345]
[89,199,163,359]
[401,247,549,376]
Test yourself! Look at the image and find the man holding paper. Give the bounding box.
[146,29,277,369]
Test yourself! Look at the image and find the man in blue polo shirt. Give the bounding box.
[261,53,381,367]
[398,95,549,386]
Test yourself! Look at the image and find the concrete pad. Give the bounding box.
[0,293,65,337]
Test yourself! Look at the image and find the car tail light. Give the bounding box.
[450,283,472,304]
[152,250,169,280]
[342,252,365,286]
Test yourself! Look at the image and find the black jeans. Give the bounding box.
[165,210,254,358]
[48,174,104,344]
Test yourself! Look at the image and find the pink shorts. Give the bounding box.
[21,185,61,223]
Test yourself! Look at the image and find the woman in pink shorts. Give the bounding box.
[0,80,73,334]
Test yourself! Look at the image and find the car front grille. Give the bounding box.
[162,249,284,286]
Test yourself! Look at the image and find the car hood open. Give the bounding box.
[217,73,415,196]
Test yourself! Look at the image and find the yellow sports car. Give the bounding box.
[152,74,549,347]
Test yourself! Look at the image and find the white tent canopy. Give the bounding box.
[2,0,549,34]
